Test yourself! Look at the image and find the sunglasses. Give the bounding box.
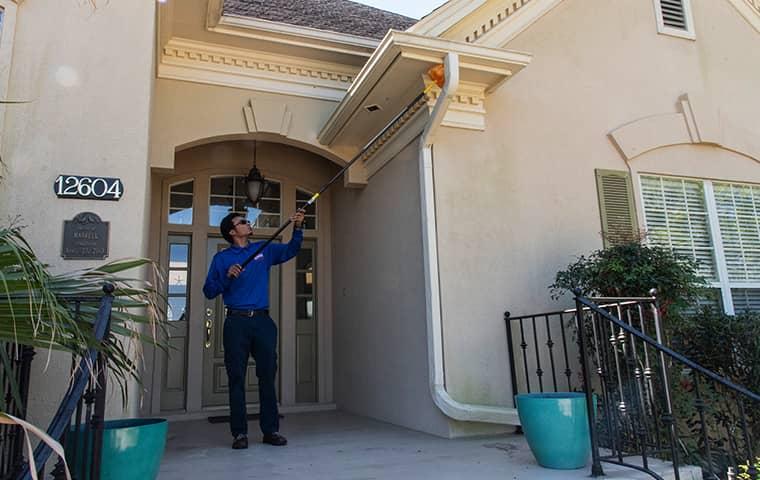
[233,219,251,227]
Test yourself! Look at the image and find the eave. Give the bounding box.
[317,30,532,149]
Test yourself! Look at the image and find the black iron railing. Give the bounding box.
[576,293,759,480]
[507,294,760,480]
[505,309,581,398]
[0,344,34,480]
[15,284,114,480]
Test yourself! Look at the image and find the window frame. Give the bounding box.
[638,174,760,314]
[207,174,283,229]
[166,235,192,323]
[167,178,195,226]
[295,187,318,232]
[653,0,696,41]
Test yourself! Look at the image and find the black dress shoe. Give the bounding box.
[232,434,248,449]
[262,432,287,446]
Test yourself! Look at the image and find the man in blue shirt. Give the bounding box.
[203,210,305,450]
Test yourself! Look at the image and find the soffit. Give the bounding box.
[318,30,532,152]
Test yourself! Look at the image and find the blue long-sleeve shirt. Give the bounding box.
[203,229,303,310]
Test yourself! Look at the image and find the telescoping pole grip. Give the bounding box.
[237,72,443,271]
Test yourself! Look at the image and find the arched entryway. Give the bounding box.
[147,139,339,417]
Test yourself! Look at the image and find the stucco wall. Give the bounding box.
[430,0,760,411]
[332,138,450,437]
[0,1,156,427]
[150,78,349,171]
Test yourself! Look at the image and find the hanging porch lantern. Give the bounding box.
[245,141,269,206]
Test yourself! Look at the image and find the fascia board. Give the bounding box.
[408,0,489,37]
[210,14,379,57]
[726,0,760,33]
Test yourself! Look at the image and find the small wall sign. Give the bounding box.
[54,174,124,201]
[62,212,109,259]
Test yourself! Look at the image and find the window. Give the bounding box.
[296,189,317,230]
[209,176,281,228]
[167,237,191,322]
[168,180,194,225]
[653,0,695,40]
[295,243,317,403]
[641,175,760,314]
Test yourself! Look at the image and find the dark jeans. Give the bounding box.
[223,311,279,437]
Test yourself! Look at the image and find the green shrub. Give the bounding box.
[550,240,706,317]
[670,308,760,400]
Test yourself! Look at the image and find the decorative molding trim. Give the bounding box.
[359,93,429,164]
[159,37,358,101]
[609,93,760,163]
[746,0,760,14]
[463,0,535,43]
[243,98,293,137]
[473,0,565,47]
[727,0,760,33]
[362,96,430,178]
[425,81,487,131]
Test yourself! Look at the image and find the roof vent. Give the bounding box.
[659,0,687,30]
[364,104,382,113]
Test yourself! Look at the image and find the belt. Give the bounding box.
[226,308,269,317]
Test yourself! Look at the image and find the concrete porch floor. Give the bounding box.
[158,411,699,480]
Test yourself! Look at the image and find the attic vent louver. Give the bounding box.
[660,0,687,30]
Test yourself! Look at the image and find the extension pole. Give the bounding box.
[239,81,438,269]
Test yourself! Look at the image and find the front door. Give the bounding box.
[201,237,281,407]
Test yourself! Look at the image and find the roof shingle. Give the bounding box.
[223,0,418,40]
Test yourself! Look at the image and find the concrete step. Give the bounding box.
[503,438,703,479]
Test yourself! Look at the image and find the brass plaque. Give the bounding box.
[61,212,109,260]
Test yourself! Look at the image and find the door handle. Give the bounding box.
[205,308,213,349]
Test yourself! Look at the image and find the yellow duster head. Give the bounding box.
[427,64,445,88]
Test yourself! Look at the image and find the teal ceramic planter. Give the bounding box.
[515,393,591,469]
[66,418,168,480]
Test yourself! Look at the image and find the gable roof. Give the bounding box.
[222,0,418,40]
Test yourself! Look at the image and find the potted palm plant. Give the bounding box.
[0,222,169,479]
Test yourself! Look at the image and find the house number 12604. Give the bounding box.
[54,175,124,201]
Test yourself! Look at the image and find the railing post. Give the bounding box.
[650,294,681,478]
[89,284,114,480]
[504,312,519,408]
[2,344,35,479]
[574,292,604,477]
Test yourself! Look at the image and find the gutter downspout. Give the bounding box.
[419,52,520,426]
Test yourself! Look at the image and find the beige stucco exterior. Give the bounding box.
[332,138,452,437]
[0,0,156,428]
[428,0,760,414]
[0,0,758,446]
